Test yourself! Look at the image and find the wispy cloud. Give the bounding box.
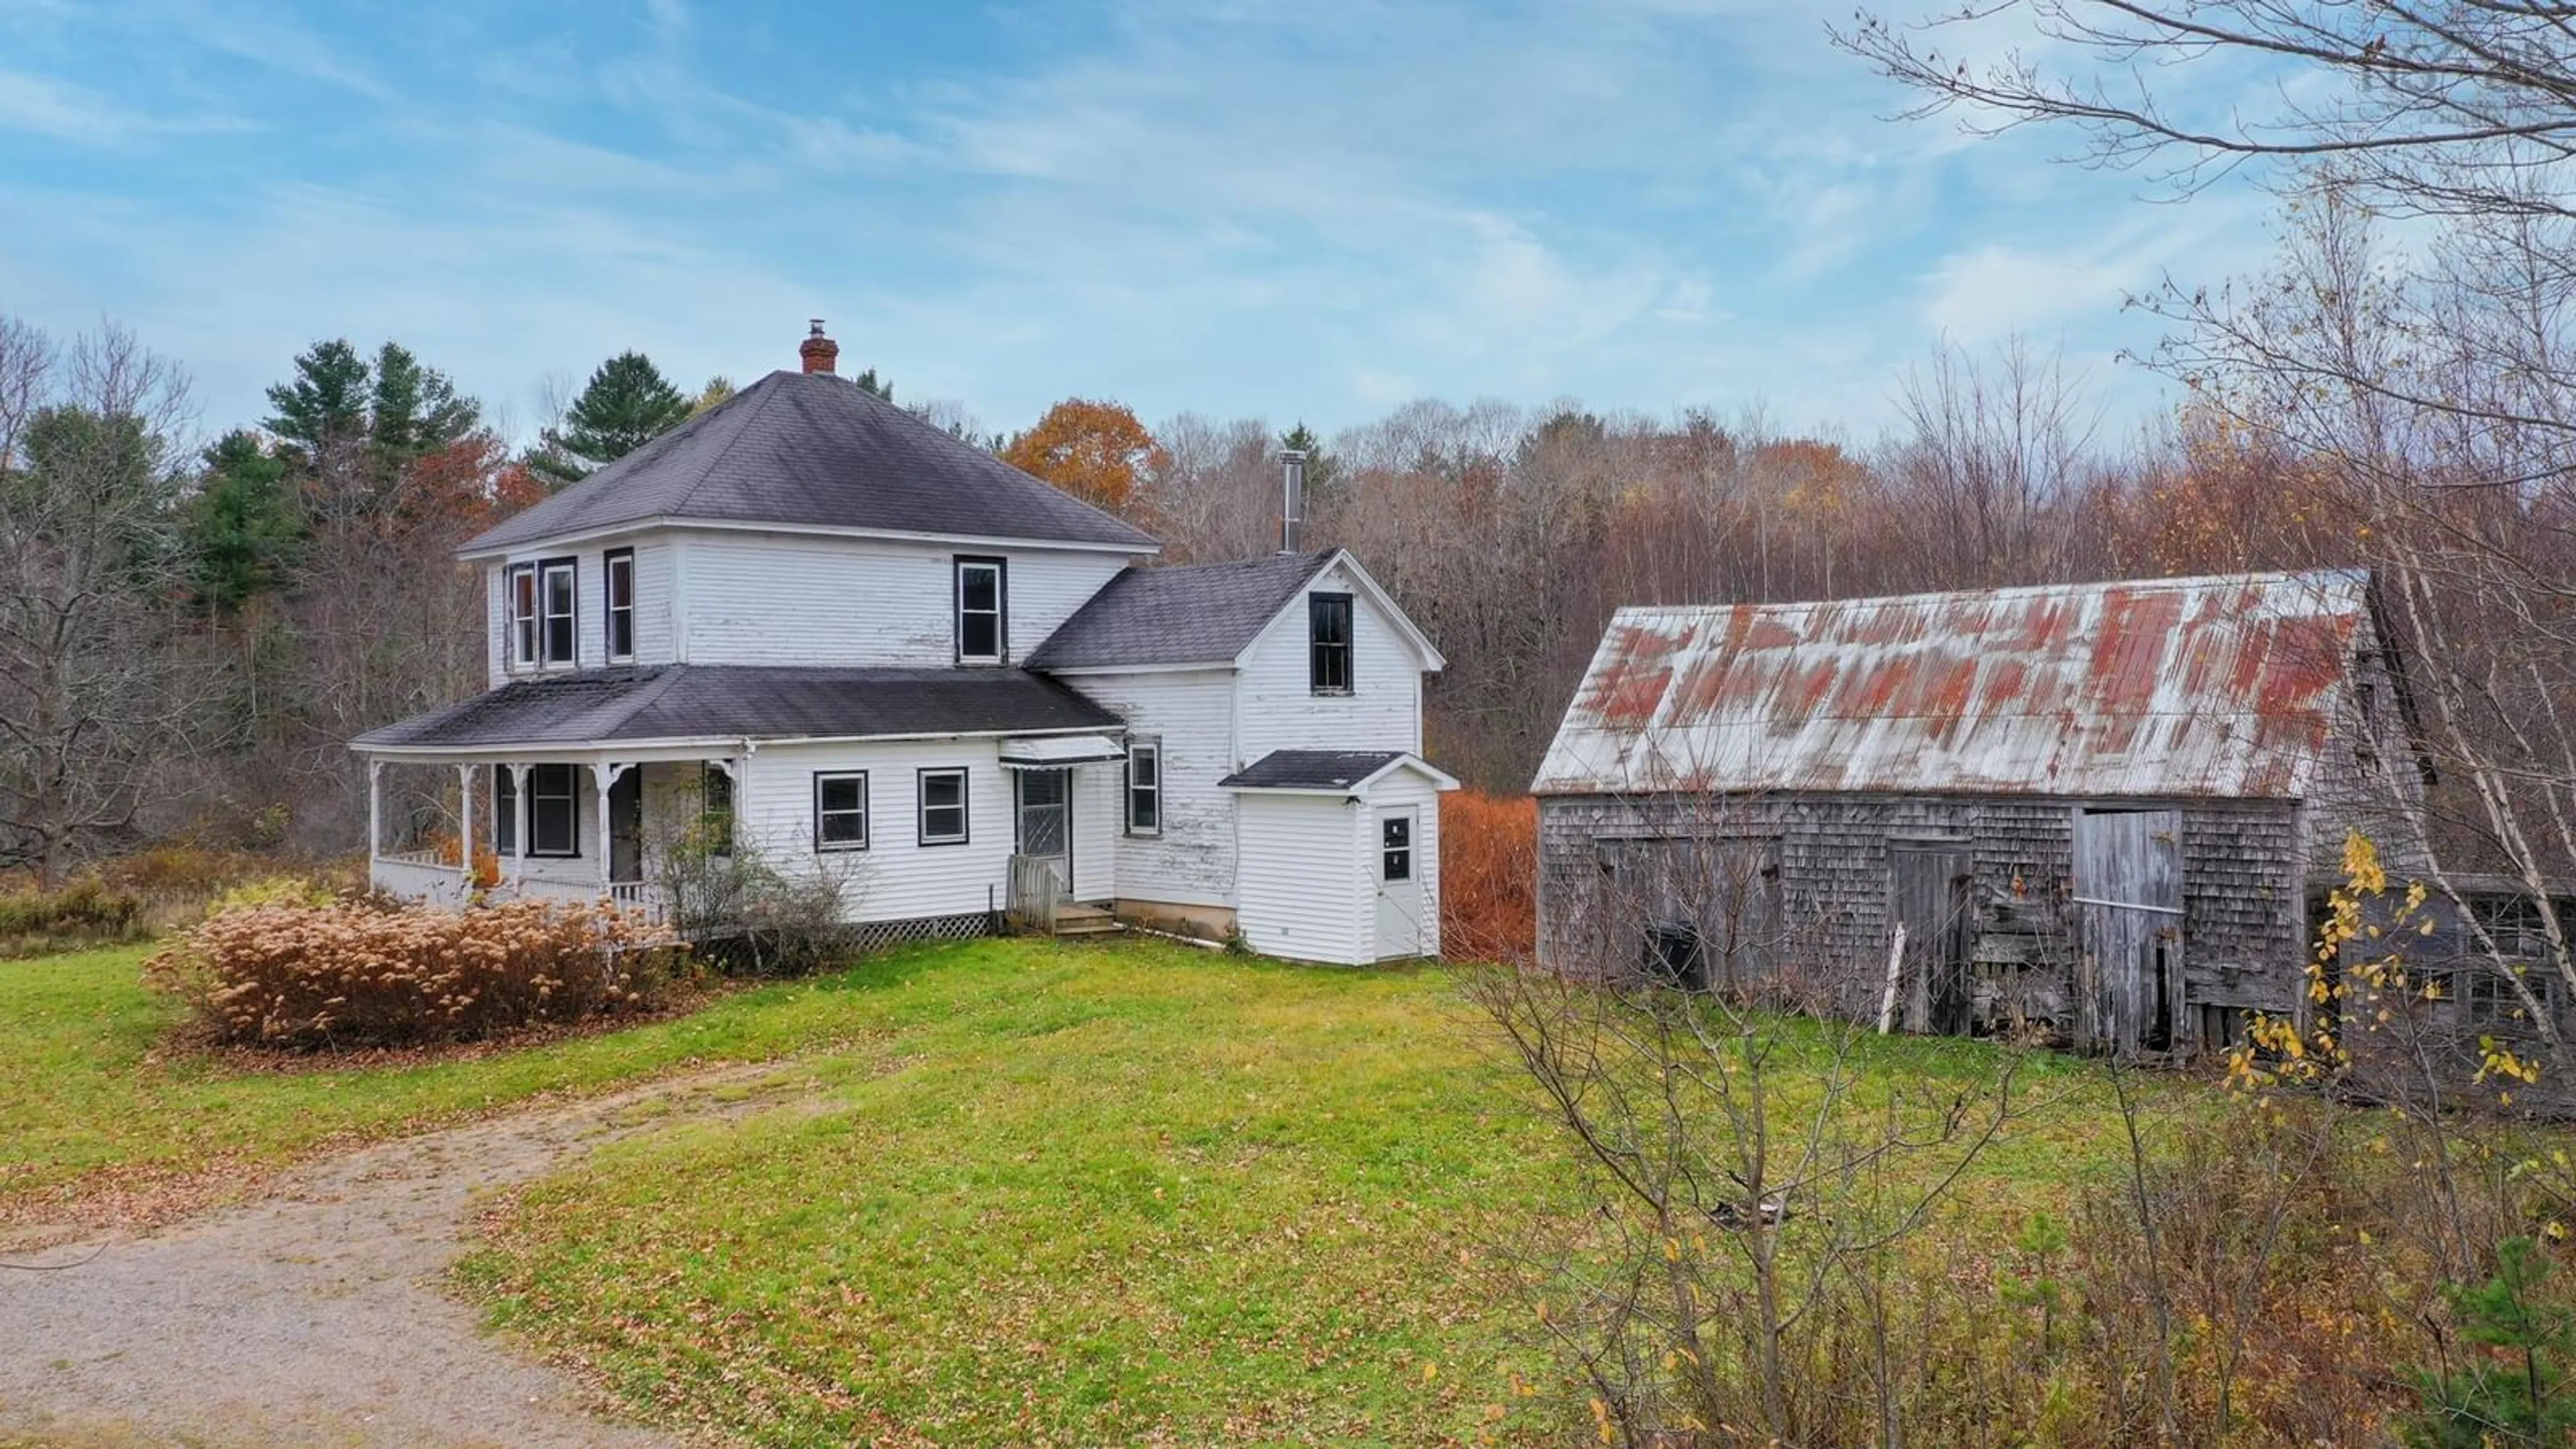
[0,0,2284,445]
[0,67,249,144]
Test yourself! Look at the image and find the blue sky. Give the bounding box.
[0,0,2279,446]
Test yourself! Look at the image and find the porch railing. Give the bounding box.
[1006,855,1061,934]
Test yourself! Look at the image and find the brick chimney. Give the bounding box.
[799,319,839,376]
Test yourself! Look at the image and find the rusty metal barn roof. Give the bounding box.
[1531,569,2373,800]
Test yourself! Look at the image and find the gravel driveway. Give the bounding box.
[0,1063,808,1448]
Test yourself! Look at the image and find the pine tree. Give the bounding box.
[532,352,692,487]
[262,339,371,462]
[182,430,301,615]
[366,341,480,474]
[853,367,893,402]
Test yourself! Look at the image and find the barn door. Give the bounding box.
[2073,810,2184,1057]
[1890,842,1973,1035]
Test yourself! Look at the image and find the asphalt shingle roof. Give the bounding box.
[1025,551,1338,670]
[354,665,1123,751]
[462,370,1160,555]
[1218,749,1410,791]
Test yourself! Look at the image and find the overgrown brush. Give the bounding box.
[144,898,690,1050]
[1440,788,1536,961]
[0,875,146,957]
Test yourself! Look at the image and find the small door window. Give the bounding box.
[1381,813,1412,882]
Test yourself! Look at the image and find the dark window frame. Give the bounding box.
[603,547,635,662]
[492,766,519,856]
[526,763,580,858]
[955,555,1008,664]
[506,563,539,669]
[814,770,870,852]
[1381,810,1413,883]
[1309,592,1354,695]
[701,763,735,857]
[916,767,971,847]
[1125,739,1161,837]
[537,556,578,666]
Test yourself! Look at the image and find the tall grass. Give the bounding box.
[1442,788,1538,961]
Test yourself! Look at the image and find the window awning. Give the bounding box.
[998,734,1127,767]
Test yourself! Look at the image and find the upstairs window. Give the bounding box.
[814,771,869,851]
[917,768,969,845]
[527,764,579,857]
[604,549,635,662]
[1126,740,1161,835]
[956,557,1006,663]
[1309,592,1353,694]
[539,558,577,665]
[507,564,538,668]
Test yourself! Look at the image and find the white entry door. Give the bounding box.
[1374,807,1424,959]
[1016,767,1072,892]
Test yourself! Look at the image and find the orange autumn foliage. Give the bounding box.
[1440,789,1538,962]
[1000,398,1166,513]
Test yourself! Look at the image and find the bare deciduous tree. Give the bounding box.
[0,319,219,883]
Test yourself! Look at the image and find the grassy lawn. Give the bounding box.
[5,933,2185,1445]
[0,942,905,1209]
[455,937,2158,1447]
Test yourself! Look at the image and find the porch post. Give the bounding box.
[508,763,533,885]
[593,761,615,891]
[366,758,382,860]
[456,763,476,884]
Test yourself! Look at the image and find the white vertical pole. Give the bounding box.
[594,761,615,892]
[457,764,476,888]
[508,763,532,887]
[366,759,382,861]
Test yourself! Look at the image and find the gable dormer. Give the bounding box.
[460,325,1157,682]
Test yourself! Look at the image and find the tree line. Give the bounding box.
[5,186,2571,914]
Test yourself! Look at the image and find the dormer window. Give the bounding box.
[956,557,1006,664]
[1309,592,1353,695]
[604,548,635,662]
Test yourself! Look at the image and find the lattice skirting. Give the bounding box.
[845,911,998,955]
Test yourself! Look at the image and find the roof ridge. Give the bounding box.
[661,376,787,521]
[1613,567,2365,619]
[821,373,1161,543]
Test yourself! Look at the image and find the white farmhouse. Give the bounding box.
[353,325,1453,964]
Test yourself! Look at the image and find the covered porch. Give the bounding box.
[363,746,744,922]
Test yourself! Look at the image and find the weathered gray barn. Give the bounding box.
[1530,570,2430,1057]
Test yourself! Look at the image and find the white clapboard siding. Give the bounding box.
[1234,557,1426,762]
[1061,667,1238,908]
[737,740,1014,922]
[682,530,1131,669]
[1236,793,1366,964]
[1361,768,1444,960]
[484,564,507,686]
[630,537,675,663]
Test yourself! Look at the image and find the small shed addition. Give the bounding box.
[1532,570,2429,1056]
[1220,750,1459,964]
